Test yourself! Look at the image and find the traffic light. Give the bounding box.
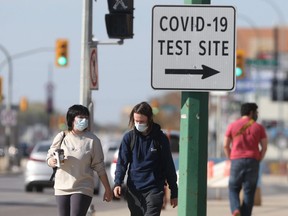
[236,49,245,79]
[58,115,67,130]
[55,39,69,67]
[105,0,134,39]
[151,99,160,115]
[19,97,28,112]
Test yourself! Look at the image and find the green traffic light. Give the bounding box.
[58,56,67,66]
[236,67,243,77]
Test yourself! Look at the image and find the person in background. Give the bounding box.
[113,101,178,216]
[47,104,112,216]
[223,102,268,216]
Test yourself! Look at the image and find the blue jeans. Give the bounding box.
[229,158,259,216]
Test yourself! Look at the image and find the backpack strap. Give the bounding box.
[129,130,136,151]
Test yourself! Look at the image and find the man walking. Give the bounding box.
[113,101,178,216]
[223,102,267,216]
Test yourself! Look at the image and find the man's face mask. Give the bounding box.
[135,122,148,132]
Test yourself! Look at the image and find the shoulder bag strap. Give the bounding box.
[49,131,66,181]
[234,119,254,137]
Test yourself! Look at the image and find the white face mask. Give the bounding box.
[135,122,148,132]
[74,117,89,131]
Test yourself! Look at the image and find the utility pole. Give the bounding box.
[0,44,13,171]
[80,0,93,110]
[80,0,124,131]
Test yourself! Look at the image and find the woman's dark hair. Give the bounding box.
[129,101,154,130]
[66,104,90,131]
[240,103,258,116]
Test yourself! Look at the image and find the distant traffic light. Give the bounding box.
[236,49,245,79]
[55,39,69,67]
[105,0,134,39]
[58,115,67,130]
[19,97,28,112]
[151,99,160,115]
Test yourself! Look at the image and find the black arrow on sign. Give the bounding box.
[165,65,220,79]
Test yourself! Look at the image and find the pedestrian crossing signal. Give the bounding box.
[105,0,134,39]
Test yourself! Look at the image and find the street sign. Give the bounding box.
[151,5,236,91]
[90,47,99,90]
[0,109,17,126]
[246,58,277,67]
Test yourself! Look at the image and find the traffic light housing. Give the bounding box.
[55,39,69,67]
[236,49,245,79]
[19,97,28,112]
[151,99,160,115]
[105,0,134,39]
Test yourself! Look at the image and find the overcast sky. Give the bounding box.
[0,0,287,125]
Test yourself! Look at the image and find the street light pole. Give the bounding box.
[80,0,92,108]
[0,45,13,111]
[0,44,13,171]
[80,0,94,131]
[79,0,123,131]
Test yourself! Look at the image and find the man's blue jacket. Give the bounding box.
[114,123,178,199]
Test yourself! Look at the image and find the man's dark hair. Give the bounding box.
[129,101,154,130]
[240,103,258,116]
[66,104,90,131]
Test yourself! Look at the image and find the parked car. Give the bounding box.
[24,140,100,194]
[102,138,121,166]
[109,130,180,186]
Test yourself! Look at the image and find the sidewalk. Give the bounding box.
[95,174,288,216]
[1,163,287,216]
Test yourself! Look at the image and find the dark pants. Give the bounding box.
[55,193,92,216]
[126,188,164,216]
[229,158,259,216]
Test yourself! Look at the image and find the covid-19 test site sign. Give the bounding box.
[151,5,236,91]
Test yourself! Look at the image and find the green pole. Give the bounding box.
[178,92,209,216]
[178,0,210,216]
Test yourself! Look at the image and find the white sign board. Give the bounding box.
[151,5,236,91]
[0,110,17,126]
[90,47,99,90]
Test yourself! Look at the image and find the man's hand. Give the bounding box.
[113,186,122,199]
